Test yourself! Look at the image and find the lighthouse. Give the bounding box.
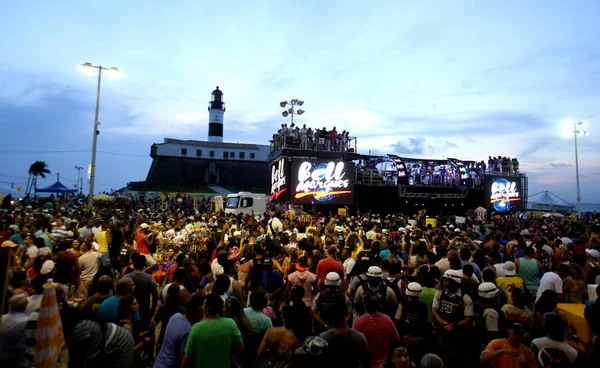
[208,86,226,142]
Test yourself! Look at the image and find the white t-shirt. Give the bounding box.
[435,258,450,275]
[27,246,39,259]
[493,263,506,277]
[536,272,563,302]
[161,283,185,302]
[211,258,224,276]
[343,257,356,276]
[482,308,500,332]
[531,337,578,364]
[267,218,283,236]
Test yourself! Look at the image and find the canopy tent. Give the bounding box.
[0,186,25,199]
[527,191,574,213]
[36,180,77,194]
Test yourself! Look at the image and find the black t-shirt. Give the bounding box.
[119,247,134,267]
[124,272,154,323]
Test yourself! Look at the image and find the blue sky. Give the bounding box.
[1,1,600,203]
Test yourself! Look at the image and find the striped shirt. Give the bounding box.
[50,226,67,241]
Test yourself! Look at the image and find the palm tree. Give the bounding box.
[26,161,51,196]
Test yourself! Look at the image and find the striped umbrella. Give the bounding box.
[35,282,68,368]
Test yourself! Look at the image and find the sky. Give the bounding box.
[1,1,600,203]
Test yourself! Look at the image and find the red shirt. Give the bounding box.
[136,232,150,255]
[315,257,344,282]
[353,312,400,366]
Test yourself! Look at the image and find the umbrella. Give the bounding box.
[93,193,111,201]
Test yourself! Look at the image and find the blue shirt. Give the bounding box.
[9,234,25,245]
[461,261,482,280]
[98,296,140,323]
[261,271,283,294]
[34,230,52,249]
[154,313,191,368]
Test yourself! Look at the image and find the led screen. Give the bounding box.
[485,176,523,213]
[290,159,354,205]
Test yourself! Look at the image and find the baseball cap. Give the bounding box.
[40,260,55,275]
[233,231,241,237]
[586,248,600,259]
[504,261,517,276]
[506,320,526,333]
[1,240,17,248]
[140,223,150,230]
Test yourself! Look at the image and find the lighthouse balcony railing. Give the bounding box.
[269,135,357,155]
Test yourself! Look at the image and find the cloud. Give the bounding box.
[392,137,430,155]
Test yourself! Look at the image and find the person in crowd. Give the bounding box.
[182,293,244,368]
[285,256,318,307]
[395,282,430,355]
[353,289,400,366]
[124,253,159,327]
[530,313,579,367]
[516,247,544,299]
[154,292,205,368]
[480,320,537,368]
[152,283,186,351]
[535,263,569,303]
[431,269,474,363]
[224,295,258,368]
[98,277,137,323]
[77,240,100,299]
[315,245,344,285]
[0,294,28,366]
[313,272,352,334]
[354,266,398,318]
[319,302,371,368]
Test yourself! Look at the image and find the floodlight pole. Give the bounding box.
[88,66,103,209]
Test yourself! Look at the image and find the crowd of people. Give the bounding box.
[271,124,354,153]
[0,194,599,368]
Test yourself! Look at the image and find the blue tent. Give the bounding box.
[36,180,77,194]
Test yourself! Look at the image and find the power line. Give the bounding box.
[0,149,89,154]
[97,151,148,158]
[0,173,29,180]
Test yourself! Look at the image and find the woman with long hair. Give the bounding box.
[118,296,150,366]
[563,263,586,304]
[152,283,185,350]
[309,250,322,274]
[532,289,559,339]
[258,305,307,367]
[225,296,256,368]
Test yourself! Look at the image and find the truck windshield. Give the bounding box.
[226,197,240,209]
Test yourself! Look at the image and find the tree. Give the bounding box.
[26,161,51,196]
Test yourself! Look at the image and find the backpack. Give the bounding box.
[384,276,403,302]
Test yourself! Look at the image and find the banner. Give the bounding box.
[484,176,523,213]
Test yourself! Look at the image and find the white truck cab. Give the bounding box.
[224,192,266,217]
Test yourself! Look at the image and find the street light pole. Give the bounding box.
[573,127,581,214]
[89,67,102,208]
[75,166,84,194]
[78,62,121,208]
[570,121,590,215]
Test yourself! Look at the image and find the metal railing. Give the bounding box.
[269,135,358,154]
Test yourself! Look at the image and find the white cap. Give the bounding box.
[367,266,383,278]
[405,282,423,297]
[454,228,461,233]
[478,282,498,299]
[586,248,600,259]
[520,229,530,236]
[140,223,150,229]
[334,226,344,233]
[504,261,517,276]
[233,231,241,237]
[448,224,454,229]
[324,272,342,287]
